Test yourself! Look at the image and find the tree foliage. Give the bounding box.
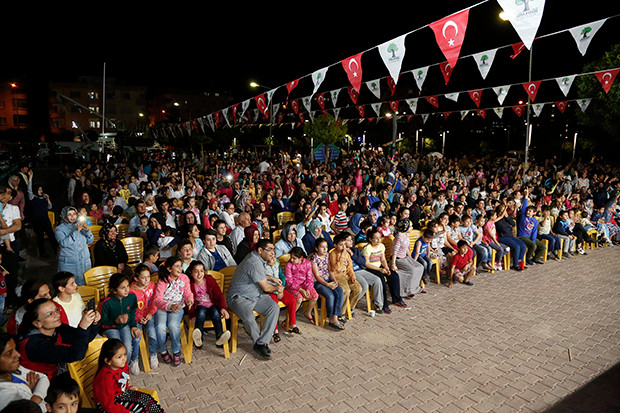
[302,113,348,146]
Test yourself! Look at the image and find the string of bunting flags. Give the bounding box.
[151,1,617,140]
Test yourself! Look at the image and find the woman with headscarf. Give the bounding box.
[348,212,365,236]
[367,208,380,228]
[93,222,129,275]
[390,218,426,297]
[54,206,93,285]
[274,222,306,258]
[234,225,260,263]
[302,218,334,255]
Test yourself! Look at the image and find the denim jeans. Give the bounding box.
[416,255,433,277]
[498,237,527,268]
[538,233,561,253]
[140,317,157,356]
[104,325,141,362]
[155,309,184,355]
[195,305,224,339]
[314,281,344,318]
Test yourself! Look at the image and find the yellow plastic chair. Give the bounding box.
[89,225,102,246]
[185,270,230,360]
[271,229,282,244]
[276,211,295,229]
[68,337,159,409]
[116,223,130,240]
[77,285,100,310]
[278,254,291,272]
[121,237,144,270]
[381,235,394,263]
[84,266,117,300]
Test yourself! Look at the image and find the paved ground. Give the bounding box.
[93,245,619,413]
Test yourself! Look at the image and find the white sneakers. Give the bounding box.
[150,354,159,369]
[129,360,140,375]
[192,328,203,348]
[215,330,231,346]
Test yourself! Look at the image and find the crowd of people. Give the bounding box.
[0,146,619,411]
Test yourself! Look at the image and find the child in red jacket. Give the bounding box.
[186,260,230,349]
[93,338,164,413]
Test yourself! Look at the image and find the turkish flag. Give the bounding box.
[290,99,299,114]
[357,105,365,117]
[425,95,439,108]
[468,89,483,107]
[387,76,397,95]
[255,94,269,118]
[477,109,486,119]
[510,42,526,59]
[595,69,619,93]
[555,101,568,113]
[389,101,399,112]
[522,81,542,101]
[439,61,453,85]
[299,112,305,122]
[286,78,300,95]
[342,53,364,93]
[429,8,470,68]
[443,112,451,119]
[232,104,239,125]
[316,93,326,110]
[512,105,524,117]
[348,86,359,104]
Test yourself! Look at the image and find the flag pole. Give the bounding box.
[525,46,532,164]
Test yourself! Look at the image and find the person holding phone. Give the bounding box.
[54,206,93,286]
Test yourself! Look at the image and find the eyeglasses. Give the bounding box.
[262,247,275,252]
[37,307,60,321]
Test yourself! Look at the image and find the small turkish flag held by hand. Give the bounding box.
[595,69,619,93]
[342,53,364,93]
[429,8,470,68]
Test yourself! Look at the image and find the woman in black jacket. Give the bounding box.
[26,171,57,258]
[93,222,129,274]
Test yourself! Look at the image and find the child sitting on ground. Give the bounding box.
[93,338,164,412]
[51,272,84,328]
[449,240,475,288]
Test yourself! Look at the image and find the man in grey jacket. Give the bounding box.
[196,229,237,271]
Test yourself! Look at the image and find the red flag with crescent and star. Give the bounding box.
[316,93,326,110]
[477,109,486,119]
[512,105,524,117]
[522,81,542,101]
[595,69,619,93]
[439,61,453,85]
[342,53,364,93]
[468,89,483,107]
[389,101,399,112]
[429,8,470,68]
[255,94,269,118]
[555,101,568,113]
[290,99,299,114]
[357,105,365,117]
[348,86,359,104]
[425,95,439,108]
[286,78,300,95]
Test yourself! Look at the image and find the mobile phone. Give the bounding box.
[87,298,95,311]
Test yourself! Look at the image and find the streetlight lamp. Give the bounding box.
[250,81,274,156]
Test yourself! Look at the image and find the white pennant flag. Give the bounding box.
[302,97,312,113]
[330,89,342,107]
[445,92,460,102]
[222,108,231,127]
[532,103,544,117]
[555,75,576,97]
[378,34,407,84]
[366,80,382,99]
[371,103,382,116]
[240,99,251,118]
[569,19,606,56]
[333,108,341,120]
[460,110,469,120]
[207,114,215,131]
[266,88,277,106]
[406,98,418,114]
[472,48,498,79]
[272,104,280,119]
[420,113,429,124]
[311,67,329,97]
[577,98,592,112]
[412,66,429,91]
[493,85,511,105]
[497,0,546,50]
[493,107,504,118]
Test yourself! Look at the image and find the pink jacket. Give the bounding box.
[152,273,194,312]
[284,259,315,292]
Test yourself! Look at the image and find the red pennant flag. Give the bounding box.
[286,78,300,95]
[299,113,305,122]
[348,86,359,104]
[477,109,486,119]
[255,94,269,118]
[439,61,453,85]
[389,100,399,112]
[387,76,397,95]
[555,101,568,113]
[425,95,439,108]
[357,105,365,117]
[342,53,364,93]
[443,112,451,119]
[522,81,542,101]
[316,93,326,110]
[468,89,483,107]
[429,8,470,68]
[512,105,524,117]
[277,113,284,124]
[510,42,526,59]
[232,104,239,125]
[595,69,619,93]
[290,99,299,114]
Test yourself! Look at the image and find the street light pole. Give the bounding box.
[525,46,533,165]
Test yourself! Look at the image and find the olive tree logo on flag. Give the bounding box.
[497,0,546,50]
[378,34,407,85]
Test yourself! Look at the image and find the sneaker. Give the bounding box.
[161,352,172,364]
[192,328,203,348]
[129,360,140,375]
[149,354,159,369]
[382,306,392,314]
[172,352,183,367]
[394,301,409,309]
[253,343,272,359]
[215,330,231,346]
[338,316,348,324]
[534,260,544,265]
[526,259,535,266]
[374,308,384,314]
[463,281,475,286]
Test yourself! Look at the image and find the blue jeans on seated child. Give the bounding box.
[416,255,433,277]
[139,317,157,356]
[155,309,184,355]
[104,325,141,362]
[195,305,224,338]
[314,281,344,318]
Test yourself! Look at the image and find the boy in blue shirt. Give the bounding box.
[517,191,546,265]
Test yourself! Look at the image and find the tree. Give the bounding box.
[480,54,489,65]
[581,26,592,39]
[576,43,620,154]
[303,113,347,147]
[387,43,399,58]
